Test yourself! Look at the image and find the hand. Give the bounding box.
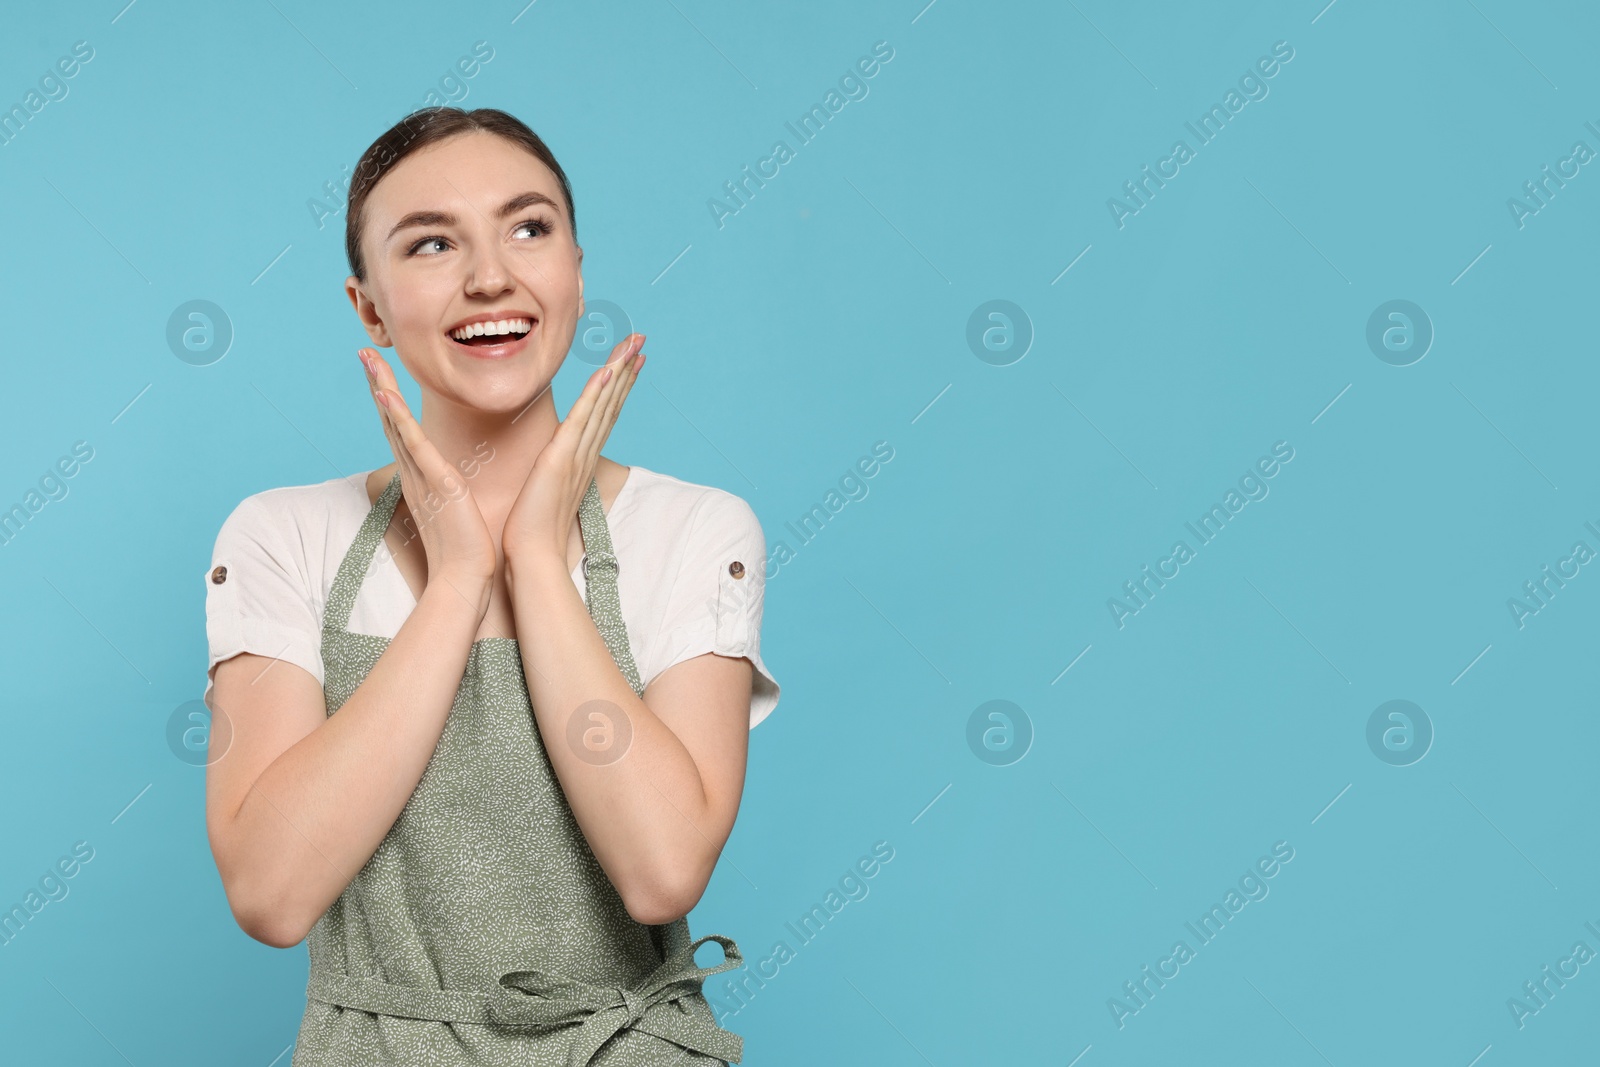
[361,347,499,607]
[502,333,645,565]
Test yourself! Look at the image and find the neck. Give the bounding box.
[415,384,561,519]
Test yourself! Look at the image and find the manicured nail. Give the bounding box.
[603,367,613,383]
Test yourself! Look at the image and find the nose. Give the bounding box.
[463,237,516,297]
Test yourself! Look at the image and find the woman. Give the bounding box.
[201,106,779,1066]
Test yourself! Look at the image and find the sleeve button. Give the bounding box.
[211,565,228,585]
[728,561,745,579]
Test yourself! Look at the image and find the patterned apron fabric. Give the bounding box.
[291,471,745,1066]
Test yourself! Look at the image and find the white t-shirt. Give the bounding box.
[203,464,779,729]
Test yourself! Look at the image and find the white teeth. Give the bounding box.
[450,317,533,341]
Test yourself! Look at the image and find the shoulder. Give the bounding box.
[213,472,369,551]
[619,465,763,548]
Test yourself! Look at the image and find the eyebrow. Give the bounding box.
[385,191,561,243]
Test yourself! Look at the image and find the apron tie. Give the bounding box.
[491,934,744,1065]
[618,985,646,1026]
[307,934,745,1066]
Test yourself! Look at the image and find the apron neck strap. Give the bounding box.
[323,469,645,698]
[577,474,644,696]
[323,471,405,636]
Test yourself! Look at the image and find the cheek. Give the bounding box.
[383,274,456,339]
[528,255,580,297]
[519,258,583,318]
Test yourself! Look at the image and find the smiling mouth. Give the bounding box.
[448,317,536,346]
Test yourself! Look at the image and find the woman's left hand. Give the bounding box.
[502,333,645,566]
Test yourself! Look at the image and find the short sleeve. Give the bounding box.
[203,494,326,711]
[646,491,780,729]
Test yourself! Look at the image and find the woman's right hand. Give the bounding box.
[361,348,498,610]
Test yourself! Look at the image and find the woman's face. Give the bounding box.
[346,130,583,416]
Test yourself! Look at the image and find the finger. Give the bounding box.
[550,337,633,492]
[374,376,456,491]
[574,337,639,460]
[365,349,430,473]
[378,389,456,547]
[599,339,641,421]
[373,389,427,526]
[368,393,428,548]
[578,342,641,465]
[361,354,460,563]
[364,356,408,472]
[361,350,443,534]
[605,332,641,372]
[364,347,405,398]
[590,342,637,437]
[565,334,639,434]
[610,341,644,419]
[361,351,424,469]
[363,351,421,487]
[575,360,625,466]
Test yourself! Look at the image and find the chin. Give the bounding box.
[454,375,556,416]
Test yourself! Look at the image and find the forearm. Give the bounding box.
[229,579,486,943]
[505,551,714,920]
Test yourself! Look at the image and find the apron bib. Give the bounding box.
[291,471,746,1067]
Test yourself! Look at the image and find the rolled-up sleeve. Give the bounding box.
[646,491,780,729]
[204,494,325,711]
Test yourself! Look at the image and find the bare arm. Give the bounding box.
[506,553,752,926]
[206,575,489,948]
[206,348,498,948]
[499,337,752,925]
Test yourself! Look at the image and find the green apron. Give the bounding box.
[292,471,746,1066]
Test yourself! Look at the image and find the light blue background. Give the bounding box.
[1,0,1596,1063]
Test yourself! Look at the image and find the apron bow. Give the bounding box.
[489,934,744,1066]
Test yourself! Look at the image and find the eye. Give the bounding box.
[406,235,450,257]
[512,216,555,240]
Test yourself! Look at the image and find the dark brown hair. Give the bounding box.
[344,106,577,282]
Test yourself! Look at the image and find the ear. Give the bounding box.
[575,246,585,320]
[345,276,394,348]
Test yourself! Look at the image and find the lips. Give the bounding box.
[446,309,539,335]
[444,311,538,360]
[446,320,537,360]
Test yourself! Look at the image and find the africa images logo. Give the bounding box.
[707,41,895,229]
[1108,840,1295,1029]
[1107,441,1295,628]
[1106,40,1295,229]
